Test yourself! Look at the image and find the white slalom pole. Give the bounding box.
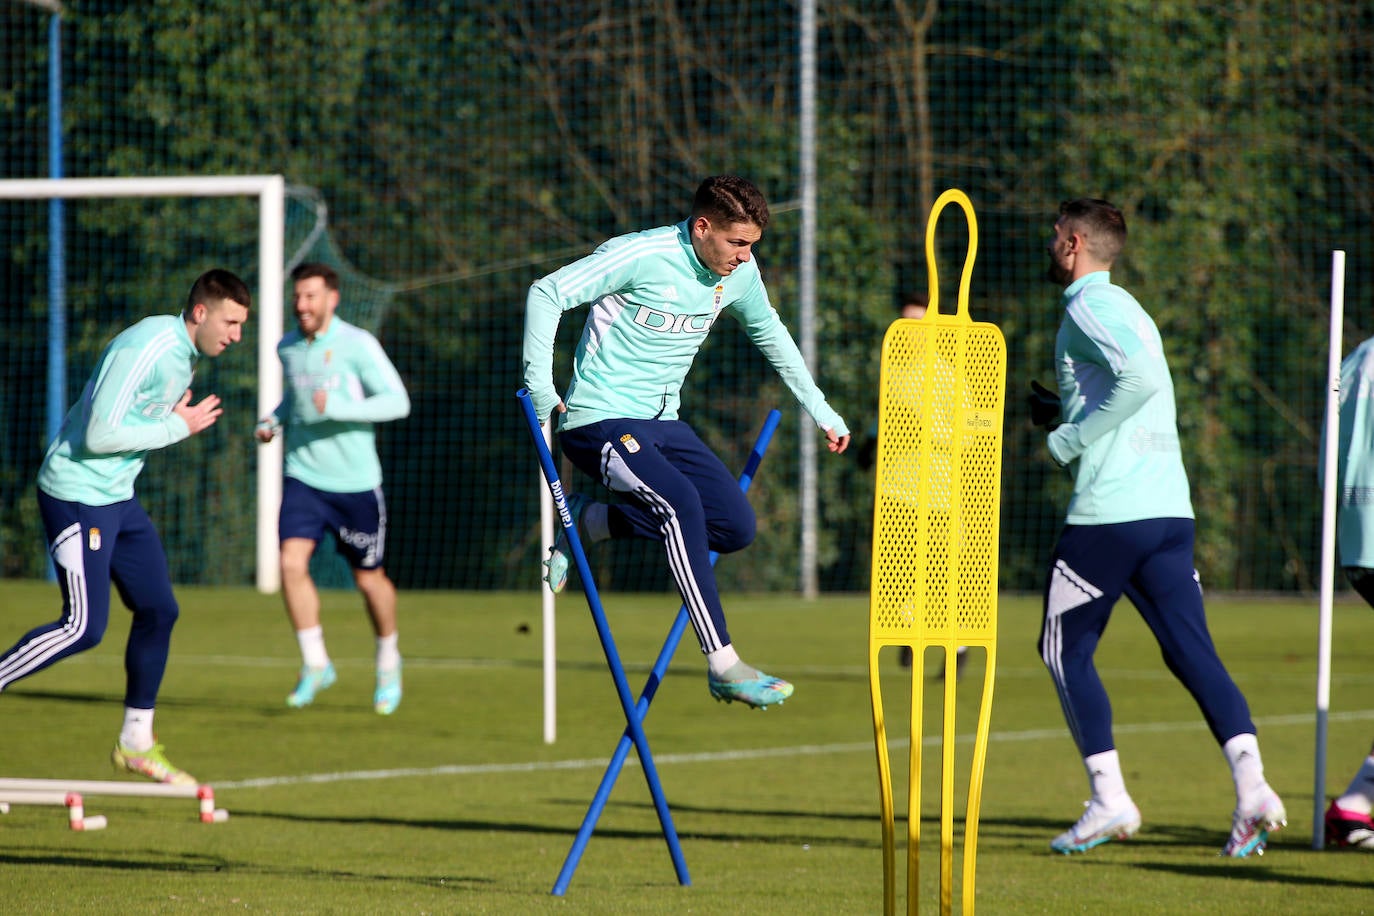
[1315,249,1346,849]
[542,421,557,745]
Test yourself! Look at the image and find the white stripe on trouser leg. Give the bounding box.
[646,493,723,650]
[598,444,726,652]
[369,486,387,566]
[1042,559,1104,752]
[375,487,387,559]
[0,523,90,688]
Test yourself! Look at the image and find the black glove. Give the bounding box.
[1028,379,1062,430]
[856,434,878,471]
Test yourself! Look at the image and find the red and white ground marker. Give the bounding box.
[0,778,227,829]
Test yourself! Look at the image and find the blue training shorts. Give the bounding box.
[279,476,388,570]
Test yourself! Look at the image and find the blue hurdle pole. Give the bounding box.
[549,407,782,897]
[517,389,691,890]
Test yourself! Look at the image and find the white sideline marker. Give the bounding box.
[0,779,228,828]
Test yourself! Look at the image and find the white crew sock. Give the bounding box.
[1084,749,1129,807]
[1336,753,1374,815]
[296,625,330,669]
[1223,733,1267,801]
[376,632,401,673]
[706,644,742,677]
[119,707,155,752]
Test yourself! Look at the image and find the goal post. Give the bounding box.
[0,175,286,593]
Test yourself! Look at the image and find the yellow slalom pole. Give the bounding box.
[869,189,1006,914]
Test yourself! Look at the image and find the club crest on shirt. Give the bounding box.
[713,285,724,312]
[620,434,641,454]
[88,527,101,551]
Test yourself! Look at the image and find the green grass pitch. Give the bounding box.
[1,580,1372,913]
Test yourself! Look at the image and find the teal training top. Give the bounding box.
[522,220,849,437]
[38,314,197,506]
[266,316,410,494]
[1045,271,1194,525]
[1321,336,1374,567]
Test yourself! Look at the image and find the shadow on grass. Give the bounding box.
[3,689,126,705]
[234,805,726,845]
[0,848,492,890]
[229,794,887,850]
[0,850,228,872]
[2,689,221,710]
[974,815,1374,889]
[1134,859,1374,889]
[561,800,1354,869]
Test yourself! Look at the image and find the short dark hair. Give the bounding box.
[691,175,770,230]
[1058,198,1126,264]
[900,291,929,312]
[185,268,251,315]
[291,261,340,290]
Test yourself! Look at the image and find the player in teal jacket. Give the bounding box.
[1032,198,1284,857]
[522,175,850,709]
[0,269,252,784]
[1317,335,1374,849]
[257,263,410,715]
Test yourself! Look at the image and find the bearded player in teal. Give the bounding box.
[0,269,251,784]
[256,263,410,715]
[1031,198,1285,857]
[522,175,850,710]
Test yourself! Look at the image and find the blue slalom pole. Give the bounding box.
[549,407,782,896]
[517,389,691,891]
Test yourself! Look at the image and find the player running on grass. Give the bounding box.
[521,174,850,710]
[1030,198,1286,857]
[0,269,252,784]
[1318,332,1374,850]
[255,262,410,715]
